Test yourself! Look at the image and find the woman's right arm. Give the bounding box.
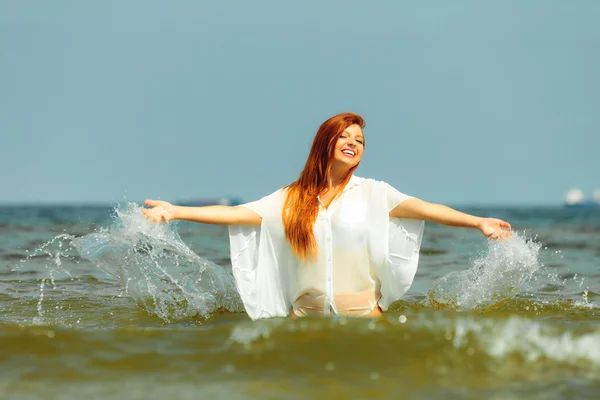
[142,199,262,226]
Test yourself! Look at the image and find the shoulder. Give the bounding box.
[243,187,287,216]
[353,176,390,192]
[267,187,288,205]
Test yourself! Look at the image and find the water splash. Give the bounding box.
[16,233,79,323]
[70,202,244,322]
[426,233,541,312]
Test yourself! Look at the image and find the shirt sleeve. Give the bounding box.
[240,189,284,219]
[228,188,291,320]
[384,182,414,212]
[371,180,424,311]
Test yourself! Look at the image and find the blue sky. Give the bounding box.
[1,1,599,205]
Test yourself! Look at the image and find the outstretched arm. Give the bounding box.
[390,198,512,240]
[142,199,262,226]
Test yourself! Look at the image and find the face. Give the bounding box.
[332,124,364,169]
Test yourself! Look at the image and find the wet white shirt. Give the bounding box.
[228,175,424,320]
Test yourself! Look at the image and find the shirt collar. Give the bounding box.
[343,175,364,193]
[317,175,364,208]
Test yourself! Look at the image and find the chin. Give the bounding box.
[335,158,359,169]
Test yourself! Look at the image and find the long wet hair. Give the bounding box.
[283,112,366,261]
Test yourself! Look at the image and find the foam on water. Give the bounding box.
[451,315,600,366]
[426,232,542,311]
[227,319,284,347]
[71,202,244,322]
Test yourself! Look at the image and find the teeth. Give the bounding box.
[343,150,354,156]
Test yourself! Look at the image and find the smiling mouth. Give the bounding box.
[342,150,355,157]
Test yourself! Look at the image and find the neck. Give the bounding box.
[328,164,352,189]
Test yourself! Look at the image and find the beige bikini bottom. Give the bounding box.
[292,290,381,317]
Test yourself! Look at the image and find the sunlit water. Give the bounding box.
[0,204,599,399]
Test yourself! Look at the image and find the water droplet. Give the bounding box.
[399,315,407,323]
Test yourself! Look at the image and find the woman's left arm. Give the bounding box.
[390,198,512,240]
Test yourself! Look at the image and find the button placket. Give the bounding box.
[323,212,336,316]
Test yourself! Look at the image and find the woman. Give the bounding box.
[143,112,511,320]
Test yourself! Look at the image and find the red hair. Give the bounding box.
[283,112,366,260]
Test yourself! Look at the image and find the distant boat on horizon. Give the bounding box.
[564,188,600,208]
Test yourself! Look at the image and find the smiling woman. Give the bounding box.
[143,112,512,320]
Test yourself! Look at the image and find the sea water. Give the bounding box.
[0,204,599,399]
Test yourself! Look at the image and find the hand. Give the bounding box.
[142,199,176,223]
[478,218,512,240]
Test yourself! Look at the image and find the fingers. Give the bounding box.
[498,232,513,241]
[142,207,155,218]
[499,220,511,229]
[499,220,513,239]
[145,199,159,207]
[481,218,513,241]
[141,208,154,221]
[141,206,162,223]
[489,228,513,241]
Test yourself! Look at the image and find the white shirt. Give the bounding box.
[228,175,424,320]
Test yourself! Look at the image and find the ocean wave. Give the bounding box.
[226,311,600,370]
[450,315,600,366]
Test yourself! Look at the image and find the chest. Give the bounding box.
[315,197,370,245]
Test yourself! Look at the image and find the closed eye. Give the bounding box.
[339,135,364,145]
